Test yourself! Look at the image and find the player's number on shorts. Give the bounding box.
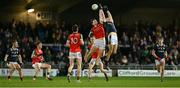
[71,37,78,44]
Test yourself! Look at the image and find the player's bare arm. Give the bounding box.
[66,40,70,47]
[99,8,106,24]
[84,50,89,63]
[31,51,39,59]
[4,54,8,62]
[152,49,162,62]
[106,10,114,23]
[152,49,160,59]
[31,51,36,58]
[80,34,84,45]
[18,55,23,63]
[164,51,168,58]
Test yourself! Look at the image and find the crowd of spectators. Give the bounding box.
[0,19,179,71]
[116,21,179,67]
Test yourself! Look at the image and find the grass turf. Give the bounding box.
[0,77,180,87]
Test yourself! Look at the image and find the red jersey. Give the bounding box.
[31,48,44,64]
[91,24,105,39]
[68,32,82,52]
[88,44,98,59]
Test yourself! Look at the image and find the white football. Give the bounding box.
[122,58,128,64]
[91,4,98,10]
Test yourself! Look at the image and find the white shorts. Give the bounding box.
[155,58,165,66]
[7,62,19,66]
[69,52,82,59]
[32,63,42,68]
[89,59,103,66]
[108,34,118,45]
[9,62,18,64]
[93,38,106,50]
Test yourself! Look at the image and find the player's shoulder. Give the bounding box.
[75,33,82,36]
[98,23,103,27]
[8,48,12,51]
[163,44,167,48]
[69,33,81,38]
[17,48,20,52]
[77,33,81,35]
[9,47,19,51]
[154,43,159,47]
[69,33,73,36]
[68,33,74,37]
[6,48,11,53]
[70,32,80,35]
[153,43,159,49]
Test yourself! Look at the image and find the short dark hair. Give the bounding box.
[11,39,17,44]
[72,24,79,32]
[90,18,97,23]
[157,36,163,40]
[35,41,41,46]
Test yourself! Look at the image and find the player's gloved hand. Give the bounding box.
[166,57,169,61]
[103,5,109,11]
[19,63,23,68]
[99,4,103,9]
[4,61,9,67]
[166,55,170,61]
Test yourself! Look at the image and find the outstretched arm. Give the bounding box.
[99,8,106,24]
[106,10,114,23]
[80,34,84,45]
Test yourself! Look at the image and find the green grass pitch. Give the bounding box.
[0,77,180,88]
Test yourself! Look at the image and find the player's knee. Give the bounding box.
[109,49,113,54]
[107,49,113,55]
[89,67,92,71]
[17,68,22,72]
[100,68,103,71]
[100,68,105,73]
[69,64,74,69]
[11,68,15,71]
[9,65,14,69]
[16,65,21,69]
[48,65,51,69]
[156,64,160,67]
[89,64,93,69]
[35,68,40,72]
[113,50,117,54]
[77,64,81,69]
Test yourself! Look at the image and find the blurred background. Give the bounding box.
[0,0,179,76]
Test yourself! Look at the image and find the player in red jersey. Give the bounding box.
[66,24,84,83]
[84,36,108,81]
[31,41,52,80]
[84,5,106,65]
